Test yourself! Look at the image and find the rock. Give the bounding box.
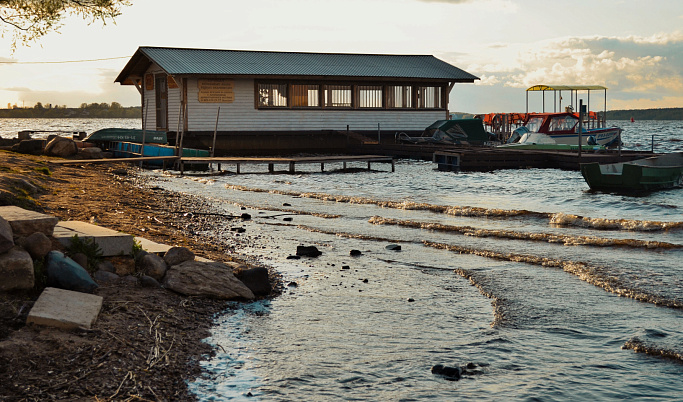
[111,168,128,176]
[235,267,271,296]
[93,270,119,283]
[44,136,78,157]
[12,139,45,155]
[230,227,246,233]
[385,244,402,251]
[0,246,34,291]
[97,260,116,273]
[71,252,89,270]
[0,216,13,254]
[109,256,136,276]
[139,253,168,281]
[163,246,195,266]
[120,275,139,286]
[407,298,415,302]
[240,213,251,220]
[431,364,462,381]
[283,203,291,206]
[163,260,255,300]
[140,275,161,288]
[350,249,362,256]
[17,232,52,259]
[283,217,293,222]
[341,265,350,270]
[26,287,103,330]
[45,251,98,293]
[287,281,298,287]
[286,255,300,260]
[77,147,103,159]
[296,245,322,257]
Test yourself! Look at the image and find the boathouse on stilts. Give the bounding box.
[114,46,479,155]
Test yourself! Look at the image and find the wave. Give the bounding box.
[368,217,682,250]
[622,337,683,363]
[224,184,683,233]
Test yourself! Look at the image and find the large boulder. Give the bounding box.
[11,139,45,155]
[0,216,13,254]
[0,246,34,291]
[139,253,168,281]
[44,136,78,157]
[163,246,195,266]
[234,267,271,296]
[163,260,254,300]
[45,251,98,293]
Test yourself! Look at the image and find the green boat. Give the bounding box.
[580,152,683,193]
[84,128,167,144]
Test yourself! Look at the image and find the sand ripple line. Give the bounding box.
[369,216,682,250]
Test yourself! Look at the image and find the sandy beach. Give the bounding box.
[0,150,270,400]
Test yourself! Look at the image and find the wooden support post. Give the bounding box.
[367,161,371,170]
[289,161,295,173]
[180,160,184,176]
[320,163,325,172]
[218,163,222,171]
[343,162,347,170]
[391,159,395,172]
[268,163,274,173]
[236,163,240,174]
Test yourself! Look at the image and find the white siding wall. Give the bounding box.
[143,71,446,132]
[185,78,444,132]
[141,64,163,131]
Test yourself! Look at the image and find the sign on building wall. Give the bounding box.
[145,74,154,90]
[168,76,179,89]
[197,79,235,103]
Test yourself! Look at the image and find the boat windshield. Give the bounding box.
[525,116,544,132]
[548,114,578,132]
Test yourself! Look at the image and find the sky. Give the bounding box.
[0,0,682,114]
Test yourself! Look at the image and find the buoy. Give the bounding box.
[630,117,635,122]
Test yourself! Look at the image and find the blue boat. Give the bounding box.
[84,128,167,144]
[113,142,210,166]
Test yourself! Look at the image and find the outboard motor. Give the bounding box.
[587,135,597,146]
[507,126,529,143]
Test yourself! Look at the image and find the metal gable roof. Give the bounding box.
[115,46,479,83]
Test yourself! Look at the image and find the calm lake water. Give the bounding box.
[4,118,682,400]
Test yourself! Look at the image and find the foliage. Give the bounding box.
[0,0,131,50]
[65,234,102,272]
[0,103,141,118]
[33,257,46,290]
[606,108,683,121]
[131,238,143,260]
[34,166,51,176]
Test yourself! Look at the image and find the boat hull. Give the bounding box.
[548,127,622,147]
[581,154,683,193]
[85,128,167,144]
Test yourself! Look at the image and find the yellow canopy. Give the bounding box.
[527,85,607,91]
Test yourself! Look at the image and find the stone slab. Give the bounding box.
[0,206,59,236]
[54,221,134,256]
[135,237,212,261]
[134,236,171,254]
[26,287,103,330]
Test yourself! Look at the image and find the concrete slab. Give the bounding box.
[0,206,59,236]
[134,236,171,254]
[54,221,134,256]
[26,287,103,330]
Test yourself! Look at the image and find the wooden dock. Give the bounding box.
[178,155,394,174]
[49,154,394,174]
[433,149,654,172]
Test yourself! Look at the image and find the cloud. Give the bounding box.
[445,32,683,109]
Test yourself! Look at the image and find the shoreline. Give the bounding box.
[0,150,275,400]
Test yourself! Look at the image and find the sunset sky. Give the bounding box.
[1,0,682,114]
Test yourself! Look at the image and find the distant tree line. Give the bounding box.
[0,102,141,118]
[606,108,683,120]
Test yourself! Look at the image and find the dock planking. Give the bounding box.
[178,155,395,174]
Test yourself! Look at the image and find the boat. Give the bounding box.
[396,119,496,145]
[84,128,167,144]
[499,112,622,148]
[580,152,683,193]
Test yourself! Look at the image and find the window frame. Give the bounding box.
[254,80,447,111]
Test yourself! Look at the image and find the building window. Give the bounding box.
[258,83,288,107]
[291,84,320,107]
[358,85,383,108]
[324,85,352,108]
[386,85,413,108]
[417,86,443,109]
